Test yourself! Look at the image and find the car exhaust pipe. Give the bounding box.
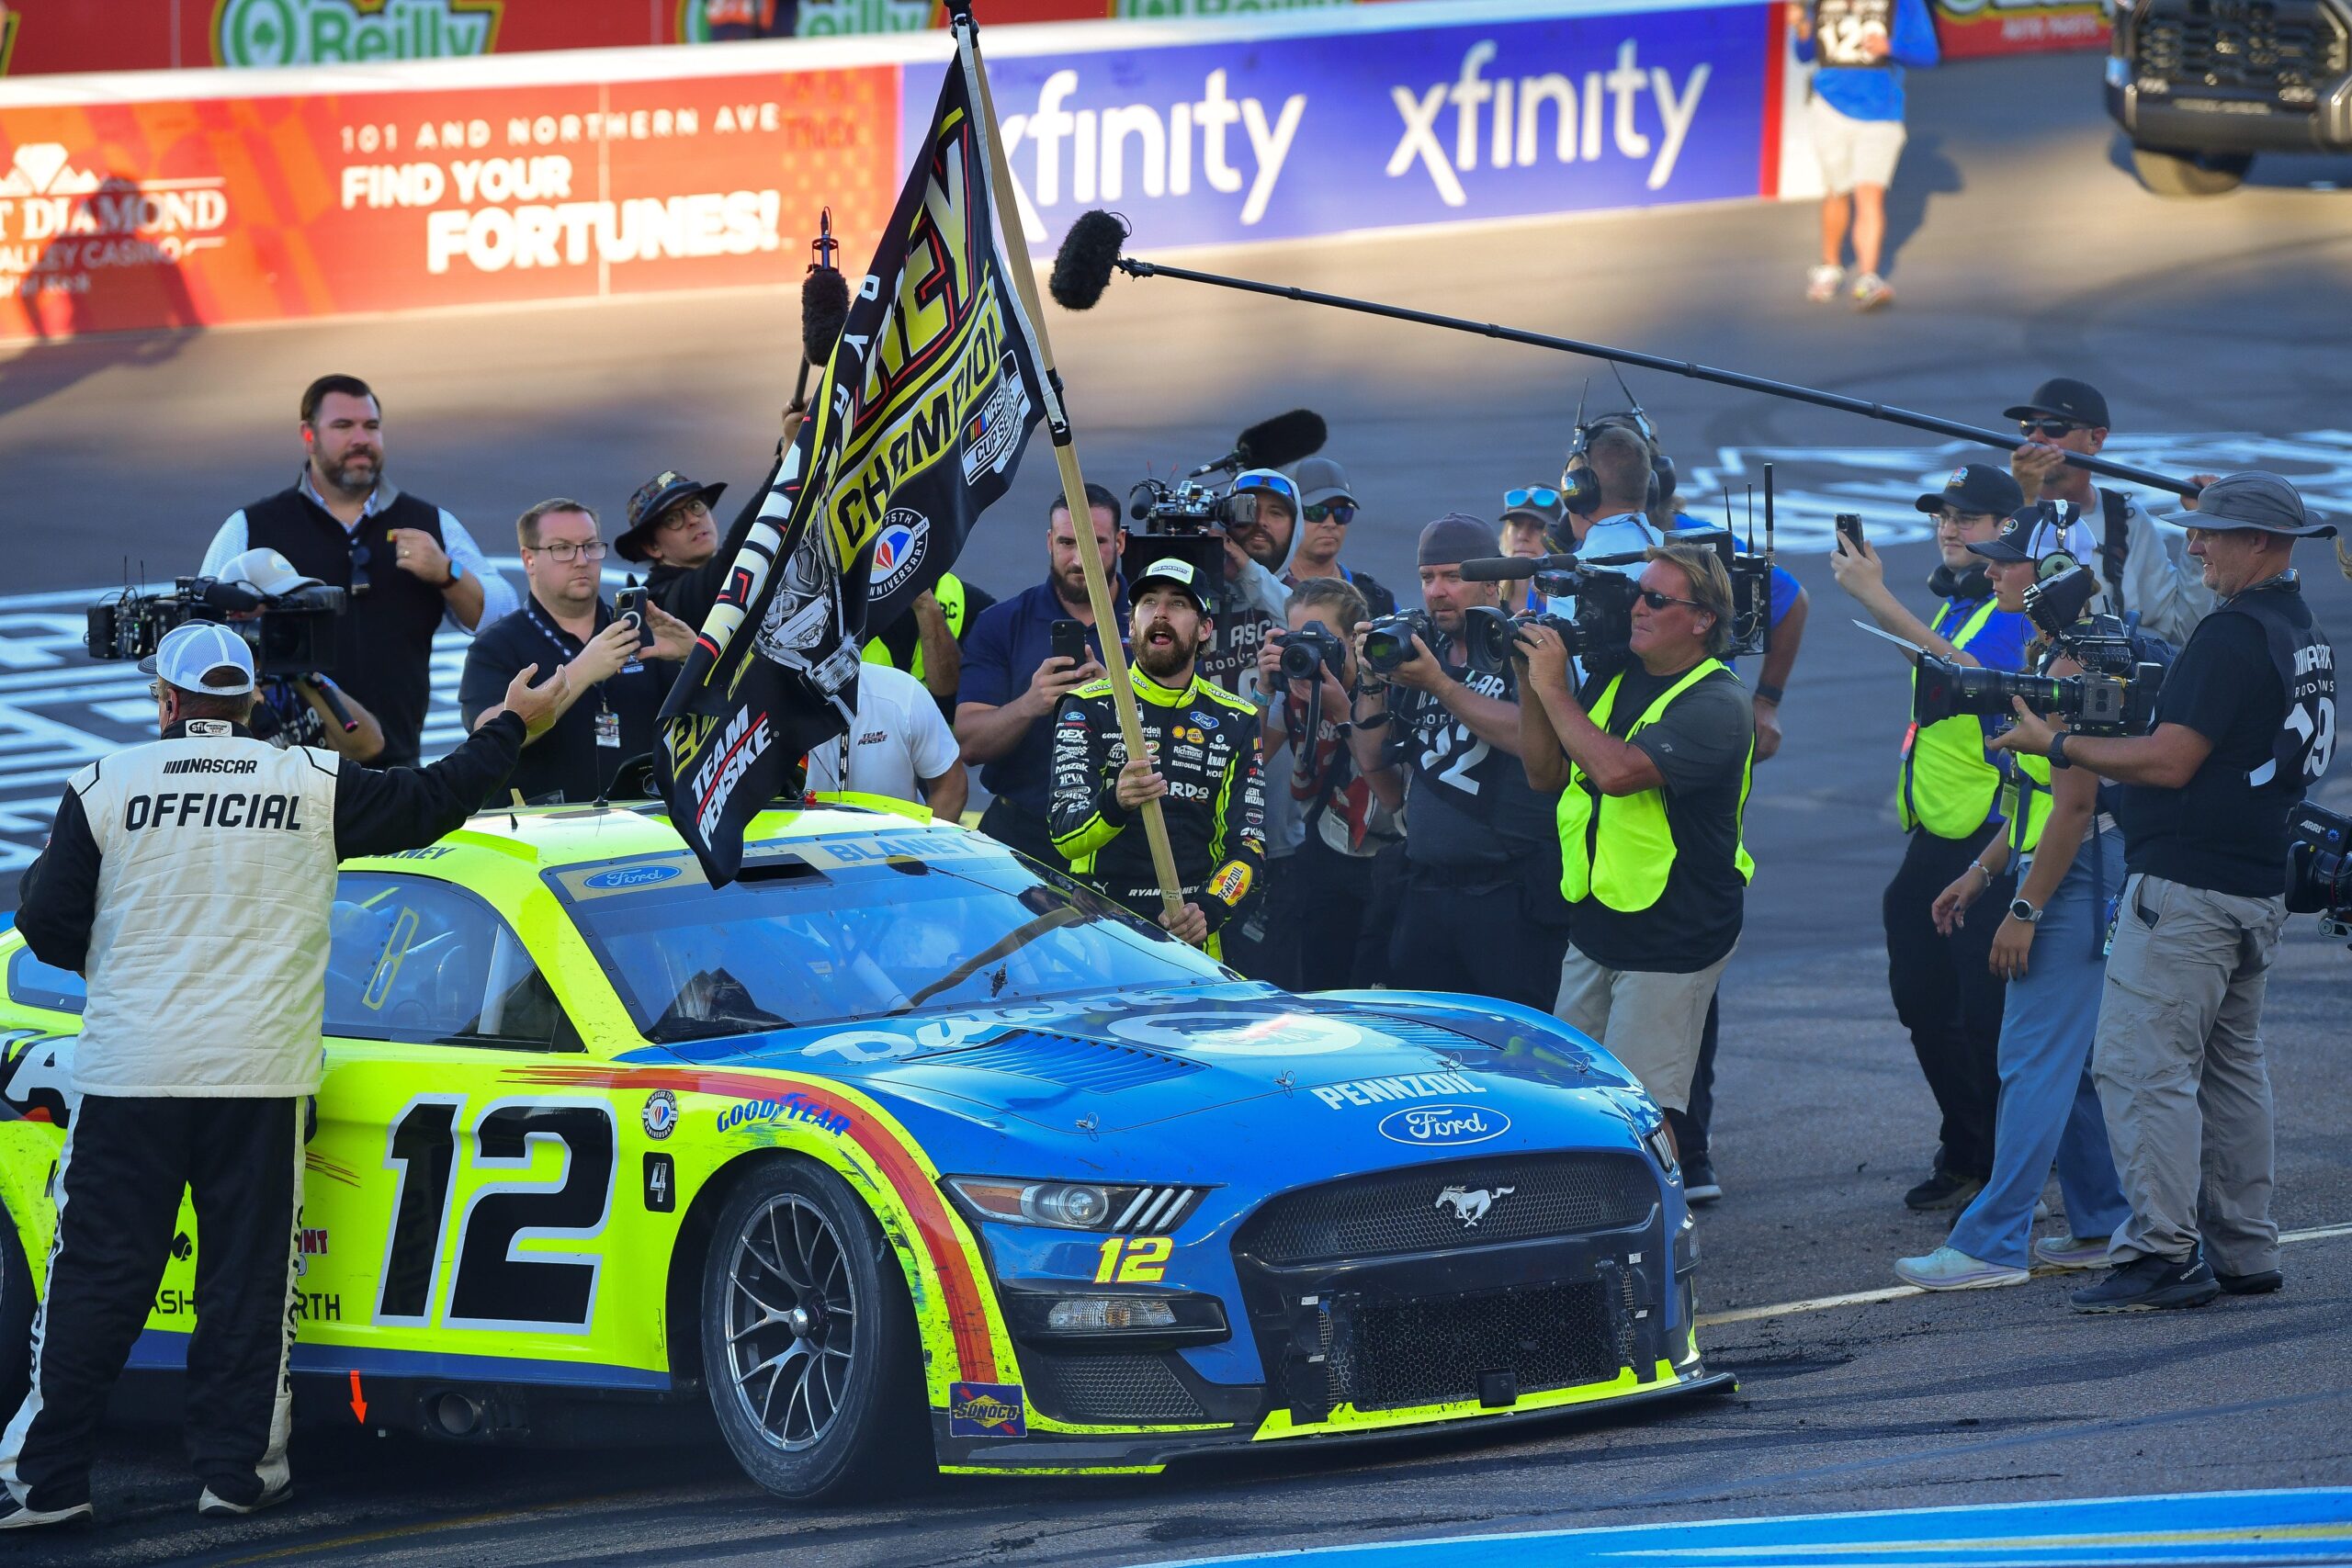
[430,1391,483,1438]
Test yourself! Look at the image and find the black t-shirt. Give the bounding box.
[2120,582,2313,897]
[1566,660,1753,975]
[458,596,673,806]
[1393,637,1561,883]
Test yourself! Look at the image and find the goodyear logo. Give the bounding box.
[947,1381,1026,1438]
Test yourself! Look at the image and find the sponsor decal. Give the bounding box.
[585,863,684,891]
[171,1231,194,1262]
[958,352,1034,485]
[1206,861,1253,907]
[1379,1104,1510,1147]
[1104,1010,1370,1058]
[293,1224,331,1276]
[382,845,453,860]
[715,1090,853,1137]
[947,1380,1027,1438]
[293,1291,345,1321]
[1433,1184,1515,1228]
[644,1151,676,1213]
[0,1031,78,1127]
[1311,1070,1486,1111]
[163,756,258,774]
[869,508,932,600]
[641,1087,678,1140]
[1188,711,1220,731]
[690,706,775,841]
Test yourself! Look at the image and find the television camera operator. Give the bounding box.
[1348,515,1569,1011]
[187,548,388,764]
[1988,473,2338,1314]
[0,624,558,1532]
[1517,543,1755,1134]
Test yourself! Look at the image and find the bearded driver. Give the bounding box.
[1049,558,1267,953]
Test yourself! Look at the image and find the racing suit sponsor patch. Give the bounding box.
[948,1381,1027,1438]
[1206,861,1253,907]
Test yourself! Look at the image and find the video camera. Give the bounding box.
[1911,566,2166,739]
[87,576,345,679]
[2286,802,2352,944]
[1121,478,1264,590]
[1449,526,1775,682]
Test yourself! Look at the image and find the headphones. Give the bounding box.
[1558,370,1677,517]
[1926,563,1993,601]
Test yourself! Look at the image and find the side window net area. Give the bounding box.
[327,874,569,1050]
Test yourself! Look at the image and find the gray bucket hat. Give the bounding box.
[2172,471,2337,538]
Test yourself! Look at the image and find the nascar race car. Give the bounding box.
[0,799,1729,1500]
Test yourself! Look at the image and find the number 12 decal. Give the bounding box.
[378,1097,616,1333]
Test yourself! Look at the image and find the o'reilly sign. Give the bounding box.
[216,0,503,67]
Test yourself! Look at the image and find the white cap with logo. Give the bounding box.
[137,622,257,696]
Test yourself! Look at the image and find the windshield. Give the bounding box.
[547,832,1230,1043]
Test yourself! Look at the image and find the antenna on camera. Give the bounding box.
[1762,465,1776,566]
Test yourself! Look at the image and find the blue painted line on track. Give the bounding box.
[1137,1487,2352,1568]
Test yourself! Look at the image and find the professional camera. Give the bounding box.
[1274,618,1346,684]
[1122,477,1265,589]
[87,576,345,678]
[1911,654,2162,738]
[2286,802,2352,942]
[1456,565,1643,680]
[1361,610,1435,677]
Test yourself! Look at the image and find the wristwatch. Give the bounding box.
[2008,897,2044,924]
[2047,732,2071,769]
[440,558,464,590]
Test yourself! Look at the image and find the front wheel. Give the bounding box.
[698,1159,928,1502]
[2131,143,2252,197]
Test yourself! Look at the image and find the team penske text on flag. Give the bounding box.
[656,28,1047,883]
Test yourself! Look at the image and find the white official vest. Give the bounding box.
[70,728,343,1096]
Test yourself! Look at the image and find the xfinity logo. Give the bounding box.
[1391,39,1712,202]
[1007,68,1306,227]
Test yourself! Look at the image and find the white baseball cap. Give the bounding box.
[137,621,256,695]
[217,547,323,597]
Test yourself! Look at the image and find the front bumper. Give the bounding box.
[2105,0,2352,154]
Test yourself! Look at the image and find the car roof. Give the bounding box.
[346,795,940,876]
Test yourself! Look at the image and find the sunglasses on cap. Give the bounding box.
[1304,502,1356,525]
[1505,486,1562,510]
[1232,469,1300,509]
[2018,417,2086,438]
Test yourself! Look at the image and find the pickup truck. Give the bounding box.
[2105,0,2352,194]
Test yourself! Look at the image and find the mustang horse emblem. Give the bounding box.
[1433,1185,1515,1228]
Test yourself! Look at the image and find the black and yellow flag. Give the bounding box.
[657,26,1048,883]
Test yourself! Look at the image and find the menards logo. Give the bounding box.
[214,0,504,67]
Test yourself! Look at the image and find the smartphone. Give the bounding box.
[615,587,656,649]
[1050,618,1088,669]
[1835,513,1866,552]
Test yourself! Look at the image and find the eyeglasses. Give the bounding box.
[659,502,710,533]
[1636,588,1706,612]
[1304,502,1356,525]
[2018,418,2085,438]
[1505,486,1561,510]
[148,682,163,700]
[532,540,609,563]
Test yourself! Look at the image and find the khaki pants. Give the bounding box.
[2092,873,2287,1274]
[1554,943,1736,1113]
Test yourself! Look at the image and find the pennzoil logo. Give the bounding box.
[214,0,505,68]
[946,1381,1026,1438]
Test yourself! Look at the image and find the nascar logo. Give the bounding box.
[959,352,1031,485]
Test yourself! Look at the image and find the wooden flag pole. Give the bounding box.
[956,10,1187,924]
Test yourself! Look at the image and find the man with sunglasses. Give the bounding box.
[203,374,517,770]
[1830,461,2032,1213]
[458,499,696,806]
[2004,378,2219,649]
[1286,458,1397,618]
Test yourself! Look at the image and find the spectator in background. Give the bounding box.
[863,574,997,720]
[1286,458,1397,617]
[705,0,793,40]
[1201,468,1302,703]
[618,411,804,632]
[1498,490,1566,614]
[804,661,968,820]
[459,499,694,805]
[1792,0,1939,311]
[956,486,1125,865]
[203,374,517,768]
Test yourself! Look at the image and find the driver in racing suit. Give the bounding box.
[1048,558,1266,957]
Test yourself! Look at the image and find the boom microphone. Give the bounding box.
[1458,555,1545,582]
[1050,209,1129,311]
[1189,409,1328,478]
[793,209,850,411]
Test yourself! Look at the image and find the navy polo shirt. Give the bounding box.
[956,578,1128,820]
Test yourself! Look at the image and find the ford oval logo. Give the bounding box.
[584,864,682,890]
[1377,1105,1510,1147]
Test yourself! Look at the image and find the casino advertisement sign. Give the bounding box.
[1930,0,2109,60]
[0,67,901,340]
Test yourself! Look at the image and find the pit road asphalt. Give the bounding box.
[3,47,2349,1568]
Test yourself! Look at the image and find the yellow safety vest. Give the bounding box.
[1898,598,2005,838]
[2001,751,2056,858]
[1557,660,1755,912]
[861,572,967,685]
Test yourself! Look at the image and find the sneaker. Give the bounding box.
[2216,1267,2284,1296]
[2033,1233,2110,1270]
[1904,1168,1984,1213]
[1805,264,1844,303]
[1680,1156,1723,1205]
[1894,1245,2030,1292]
[198,1482,291,1518]
[0,1496,93,1531]
[1850,272,1895,310]
[2069,1254,2221,1314]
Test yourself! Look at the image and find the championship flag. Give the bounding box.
[656,27,1050,884]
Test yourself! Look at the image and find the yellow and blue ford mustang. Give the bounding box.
[0,800,1728,1500]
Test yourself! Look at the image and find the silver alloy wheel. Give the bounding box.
[723,1193,857,1452]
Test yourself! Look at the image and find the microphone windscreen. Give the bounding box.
[1457,556,1537,581]
[800,266,851,366]
[1050,210,1128,311]
[1235,409,1327,470]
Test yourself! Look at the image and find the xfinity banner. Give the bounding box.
[905,5,1777,248]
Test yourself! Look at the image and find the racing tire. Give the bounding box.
[0,1195,33,1423]
[698,1158,928,1502]
[2130,144,2252,197]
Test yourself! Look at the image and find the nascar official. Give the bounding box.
[0,623,558,1531]
[1049,558,1267,954]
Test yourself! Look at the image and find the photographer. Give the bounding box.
[1349,515,1567,1011]
[1831,462,2030,1213]
[956,486,1126,864]
[1049,559,1266,953]
[1257,578,1402,990]
[2,623,555,1531]
[1990,473,2338,1314]
[202,374,518,768]
[210,548,387,763]
[458,499,696,806]
[1517,544,1754,1132]
[1896,513,2131,1292]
